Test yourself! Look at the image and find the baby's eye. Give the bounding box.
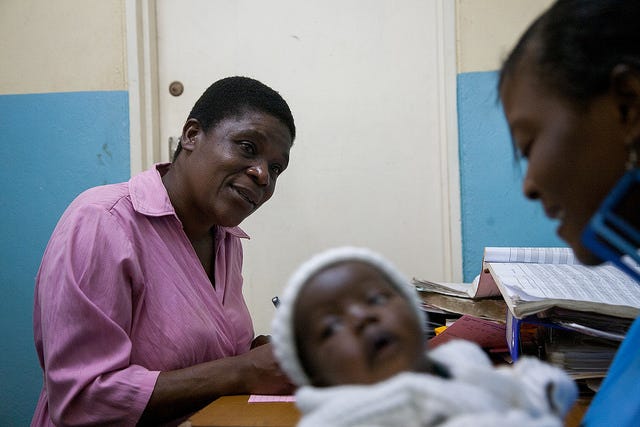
[320,318,342,340]
[368,292,390,305]
[270,164,283,175]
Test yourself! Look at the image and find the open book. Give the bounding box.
[473,247,579,299]
[414,247,576,299]
[481,247,640,319]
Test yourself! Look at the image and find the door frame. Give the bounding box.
[126,0,160,176]
[125,0,462,281]
[435,0,463,281]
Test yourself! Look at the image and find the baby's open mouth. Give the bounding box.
[367,330,396,361]
[374,334,392,351]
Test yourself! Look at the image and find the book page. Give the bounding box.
[248,395,296,403]
[484,247,577,264]
[470,271,502,298]
[489,262,640,308]
[467,247,579,299]
[413,279,473,298]
[419,292,507,322]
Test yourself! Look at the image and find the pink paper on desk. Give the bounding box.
[428,315,507,351]
[248,395,296,403]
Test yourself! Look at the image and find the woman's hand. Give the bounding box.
[251,334,271,348]
[238,342,295,395]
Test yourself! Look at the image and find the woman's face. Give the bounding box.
[180,110,292,228]
[500,58,628,264]
[293,261,425,387]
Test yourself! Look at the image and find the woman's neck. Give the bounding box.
[161,163,213,240]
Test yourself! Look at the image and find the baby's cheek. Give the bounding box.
[320,345,369,384]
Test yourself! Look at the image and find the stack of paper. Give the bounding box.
[482,247,640,319]
[414,247,640,383]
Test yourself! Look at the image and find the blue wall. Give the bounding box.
[457,71,565,281]
[0,91,130,425]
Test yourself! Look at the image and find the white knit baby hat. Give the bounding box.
[271,246,427,387]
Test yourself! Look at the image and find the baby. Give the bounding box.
[271,246,578,427]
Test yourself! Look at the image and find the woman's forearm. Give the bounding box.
[138,355,242,425]
[138,343,293,425]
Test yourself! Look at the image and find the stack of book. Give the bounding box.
[414,247,640,389]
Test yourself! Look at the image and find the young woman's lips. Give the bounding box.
[544,205,565,221]
[544,205,566,237]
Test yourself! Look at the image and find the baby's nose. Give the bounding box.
[346,304,376,329]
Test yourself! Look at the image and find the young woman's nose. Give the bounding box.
[522,176,540,200]
[246,162,270,186]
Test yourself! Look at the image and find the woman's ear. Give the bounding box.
[180,118,202,152]
[611,64,640,143]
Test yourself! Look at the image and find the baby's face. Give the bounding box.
[293,260,426,387]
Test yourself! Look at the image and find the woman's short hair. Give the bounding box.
[174,76,295,160]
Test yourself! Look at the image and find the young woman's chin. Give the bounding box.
[559,219,604,265]
[571,240,605,266]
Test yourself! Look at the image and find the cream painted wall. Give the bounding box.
[456,0,554,73]
[0,0,127,95]
[0,1,556,108]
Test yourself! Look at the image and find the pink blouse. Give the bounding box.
[32,164,254,426]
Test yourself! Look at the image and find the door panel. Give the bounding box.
[156,0,459,333]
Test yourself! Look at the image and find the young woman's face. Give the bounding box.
[500,58,628,264]
[293,261,425,387]
[180,111,292,228]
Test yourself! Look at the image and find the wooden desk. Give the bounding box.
[189,395,300,427]
[188,393,588,427]
[565,397,590,427]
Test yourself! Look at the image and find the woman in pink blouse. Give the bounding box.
[32,76,296,426]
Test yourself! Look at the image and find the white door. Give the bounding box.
[155,0,460,333]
